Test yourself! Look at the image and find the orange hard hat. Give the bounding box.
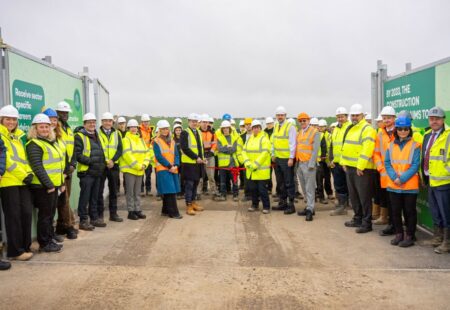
[244,117,253,125]
[297,112,310,120]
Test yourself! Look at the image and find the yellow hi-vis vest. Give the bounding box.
[331,121,351,163]
[317,131,331,163]
[60,124,74,162]
[272,121,293,159]
[119,132,150,176]
[181,127,203,164]
[0,125,33,187]
[99,129,120,163]
[428,128,450,187]
[27,139,65,187]
[76,132,104,173]
[340,119,376,170]
[216,130,240,167]
[242,131,272,180]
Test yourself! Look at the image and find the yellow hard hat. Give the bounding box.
[244,117,253,125]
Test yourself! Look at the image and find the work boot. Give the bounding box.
[345,219,361,227]
[421,226,444,247]
[248,205,258,212]
[127,211,139,220]
[135,211,147,219]
[372,203,381,220]
[390,233,404,246]
[66,227,78,240]
[435,228,450,254]
[169,214,183,219]
[297,208,315,216]
[109,213,124,222]
[39,241,62,253]
[192,201,204,211]
[91,219,107,227]
[356,226,372,234]
[379,224,395,236]
[272,199,287,211]
[186,204,196,216]
[0,260,11,270]
[330,205,347,216]
[305,209,314,221]
[79,220,95,231]
[284,200,296,215]
[399,235,415,248]
[373,207,388,225]
[11,252,33,261]
[53,234,64,243]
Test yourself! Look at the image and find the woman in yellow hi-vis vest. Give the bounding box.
[243,120,272,214]
[26,114,66,253]
[0,105,34,262]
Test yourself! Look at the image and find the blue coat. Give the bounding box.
[154,140,181,194]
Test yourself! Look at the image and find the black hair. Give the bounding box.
[393,126,413,140]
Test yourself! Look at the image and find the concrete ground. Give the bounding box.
[0,193,449,310]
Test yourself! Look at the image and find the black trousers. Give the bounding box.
[274,158,295,201]
[373,171,382,205]
[97,166,119,217]
[389,192,417,236]
[267,167,274,193]
[346,167,375,228]
[31,188,58,247]
[316,161,333,199]
[162,194,180,216]
[0,186,32,257]
[141,166,152,193]
[331,163,348,204]
[78,175,101,221]
[248,179,270,210]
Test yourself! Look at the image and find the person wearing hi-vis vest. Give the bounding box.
[54,101,78,239]
[153,120,182,219]
[243,120,272,213]
[421,107,450,254]
[139,113,155,197]
[340,103,377,234]
[180,113,206,216]
[73,113,106,231]
[26,114,66,253]
[215,120,243,201]
[316,119,333,205]
[0,105,34,262]
[198,114,218,197]
[119,119,151,220]
[271,106,297,214]
[384,117,421,248]
[295,113,321,221]
[329,107,351,216]
[97,112,123,223]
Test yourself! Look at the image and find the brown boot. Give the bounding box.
[373,207,388,225]
[435,228,450,254]
[421,226,444,247]
[192,201,204,212]
[372,203,380,219]
[186,203,196,216]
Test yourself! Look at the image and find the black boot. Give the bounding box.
[109,213,124,222]
[135,211,146,219]
[127,211,139,220]
[0,260,11,271]
[379,224,395,236]
[284,200,296,215]
[272,199,287,211]
[66,227,78,240]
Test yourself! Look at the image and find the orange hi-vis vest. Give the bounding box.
[387,139,421,191]
[373,128,395,188]
[296,126,317,162]
[154,137,177,173]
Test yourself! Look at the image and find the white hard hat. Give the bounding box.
[287,118,296,125]
[265,117,274,124]
[375,114,383,122]
[318,119,328,127]
[349,103,363,115]
[230,119,236,125]
[220,120,231,128]
[55,101,72,113]
[188,113,199,121]
[251,120,262,127]
[275,106,287,115]
[428,106,445,118]
[117,116,126,123]
[83,113,97,122]
[330,122,338,127]
[365,113,372,120]
[173,124,182,130]
[141,114,150,122]
[101,112,114,120]
[127,119,139,127]
[239,120,245,126]
[157,120,170,129]
[335,107,348,115]
[380,106,396,116]
[173,117,182,124]
[200,114,210,122]
[32,113,51,125]
[208,117,214,123]
[0,105,19,118]
[310,117,319,125]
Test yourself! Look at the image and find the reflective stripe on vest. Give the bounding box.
[99,130,119,161]
[181,128,203,164]
[61,126,74,161]
[77,133,91,172]
[28,139,64,187]
[154,137,176,173]
[273,121,293,158]
[429,132,450,186]
[296,126,316,162]
[387,140,419,191]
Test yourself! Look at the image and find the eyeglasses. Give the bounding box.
[298,119,308,123]
[396,127,410,132]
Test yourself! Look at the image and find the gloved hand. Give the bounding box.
[23,173,34,185]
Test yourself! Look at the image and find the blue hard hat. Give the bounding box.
[395,116,411,127]
[222,113,232,121]
[398,110,413,120]
[42,108,58,118]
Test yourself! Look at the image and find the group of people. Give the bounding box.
[0,102,449,271]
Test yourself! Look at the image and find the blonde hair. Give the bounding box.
[27,124,56,141]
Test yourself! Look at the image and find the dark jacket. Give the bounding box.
[180,128,204,181]
[0,138,6,176]
[99,126,123,166]
[264,127,274,139]
[73,126,106,177]
[26,138,68,189]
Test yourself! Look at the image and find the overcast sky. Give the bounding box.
[1,0,450,118]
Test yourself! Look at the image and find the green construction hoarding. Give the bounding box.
[384,61,450,230]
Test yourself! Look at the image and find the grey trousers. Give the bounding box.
[198,156,217,194]
[297,162,317,211]
[124,172,142,212]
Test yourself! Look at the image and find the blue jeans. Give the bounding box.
[78,175,101,221]
[331,163,348,204]
[184,179,199,204]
